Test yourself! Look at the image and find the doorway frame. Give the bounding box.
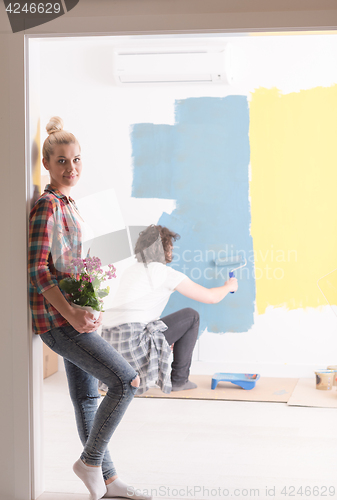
[22,22,337,500]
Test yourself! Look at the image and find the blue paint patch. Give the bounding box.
[131,97,255,333]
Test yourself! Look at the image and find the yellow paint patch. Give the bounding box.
[318,269,337,308]
[249,86,337,314]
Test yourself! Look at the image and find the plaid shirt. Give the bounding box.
[28,185,82,334]
[99,321,172,395]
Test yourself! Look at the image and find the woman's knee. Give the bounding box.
[131,374,140,388]
[105,372,138,398]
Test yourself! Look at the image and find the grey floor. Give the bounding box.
[39,371,337,500]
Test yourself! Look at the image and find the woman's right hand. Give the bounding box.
[42,286,100,333]
[225,277,238,293]
[65,307,98,333]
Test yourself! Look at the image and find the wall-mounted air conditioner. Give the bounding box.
[112,44,233,85]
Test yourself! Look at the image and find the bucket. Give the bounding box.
[315,370,335,390]
[327,365,337,386]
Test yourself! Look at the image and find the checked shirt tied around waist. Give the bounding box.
[99,320,172,394]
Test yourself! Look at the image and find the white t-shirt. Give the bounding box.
[70,203,94,259]
[103,261,186,327]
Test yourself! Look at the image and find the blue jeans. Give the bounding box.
[40,324,138,480]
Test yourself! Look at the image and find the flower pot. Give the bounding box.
[70,303,100,321]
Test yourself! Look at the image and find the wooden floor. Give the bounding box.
[41,371,337,500]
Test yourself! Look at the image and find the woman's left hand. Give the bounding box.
[91,312,103,331]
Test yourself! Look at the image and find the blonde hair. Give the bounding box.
[42,116,80,161]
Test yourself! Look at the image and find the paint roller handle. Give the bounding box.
[229,271,235,293]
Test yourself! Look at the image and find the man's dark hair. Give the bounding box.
[134,225,180,264]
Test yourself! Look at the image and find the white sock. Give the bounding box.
[104,477,152,500]
[73,458,107,500]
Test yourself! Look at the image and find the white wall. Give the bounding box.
[41,35,337,376]
[38,33,337,378]
[0,30,32,500]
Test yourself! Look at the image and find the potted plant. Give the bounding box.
[59,256,116,320]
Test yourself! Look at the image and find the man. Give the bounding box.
[100,225,238,393]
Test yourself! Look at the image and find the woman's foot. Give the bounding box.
[103,477,152,499]
[73,458,107,500]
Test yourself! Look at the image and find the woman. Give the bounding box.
[101,225,238,394]
[28,117,149,500]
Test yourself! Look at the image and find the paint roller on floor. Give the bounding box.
[214,255,247,293]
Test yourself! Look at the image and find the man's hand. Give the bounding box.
[225,277,238,293]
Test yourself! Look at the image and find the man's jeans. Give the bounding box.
[161,307,199,386]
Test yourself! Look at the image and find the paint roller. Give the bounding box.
[214,255,247,293]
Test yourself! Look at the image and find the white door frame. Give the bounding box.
[27,28,337,500]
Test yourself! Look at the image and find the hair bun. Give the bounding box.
[46,116,64,135]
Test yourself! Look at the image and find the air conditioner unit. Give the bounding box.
[112,45,233,85]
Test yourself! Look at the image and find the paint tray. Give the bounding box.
[211,373,260,390]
